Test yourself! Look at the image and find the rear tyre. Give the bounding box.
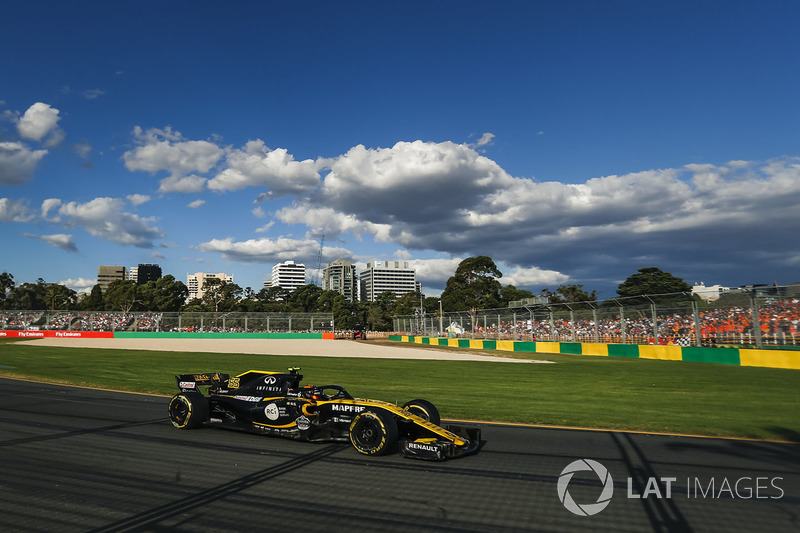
[349,410,398,456]
[168,392,209,429]
[402,399,441,425]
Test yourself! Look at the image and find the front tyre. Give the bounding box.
[349,410,398,456]
[168,392,209,429]
[402,399,441,425]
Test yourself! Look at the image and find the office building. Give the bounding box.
[97,265,127,291]
[359,260,417,301]
[136,264,162,284]
[187,272,234,301]
[127,264,162,284]
[322,259,358,301]
[271,260,306,292]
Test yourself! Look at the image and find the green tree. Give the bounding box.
[615,267,697,314]
[316,290,343,313]
[617,267,692,297]
[332,297,361,330]
[104,280,142,312]
[0,272,15,307]
[287,284,323,312]
[243,286,256,301]
[221,283,244,311]
[500,284,534,306]
[148,275,189,311]
[440,256,502,312]
[366,291,397,331]
[44,284,77,310]
[541,284,597,304]
[6,279,48,310]
[201,279,242,312]
[395,291,424,316]
[182,298,205,312]
[81,285,105,311]
[236,295,262,312]
[256,286,291,311]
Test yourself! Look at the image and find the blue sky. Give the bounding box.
[2,0,799,299]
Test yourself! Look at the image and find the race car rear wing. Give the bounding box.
[175,373,230,392]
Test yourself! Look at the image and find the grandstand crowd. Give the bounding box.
[0,311,322,334]
[1,312,161,332]
[445,297,800,347]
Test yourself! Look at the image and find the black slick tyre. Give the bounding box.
[168,392,209,429]
[402,399,441,425]
[349,410,398,456]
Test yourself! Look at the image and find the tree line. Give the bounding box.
[0,260,696,331]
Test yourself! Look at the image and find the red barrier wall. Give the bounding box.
[0,331,114,338]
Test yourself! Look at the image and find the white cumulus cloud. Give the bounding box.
[503,265,570,287]
[58,277,97,293]
[24,233,77,252]
[0,142,48,185]
[126,194,151,206]
[197,236,350,265]
[41,198,62,221]
[207,139,322,196]
[123,126,224,192]
[276,204,392,241]
[159,174,208,193]
[55,197,164,247]
[315,140,516,225]
[16,102,63,144]
[0,197,36,222]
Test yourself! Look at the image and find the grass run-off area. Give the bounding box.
[0,339,798,442]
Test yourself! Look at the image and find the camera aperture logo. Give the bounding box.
[558,459,614,516]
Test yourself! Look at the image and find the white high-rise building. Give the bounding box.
[271,260,306,292]
[187,272,234,301]
[359,260,417,301]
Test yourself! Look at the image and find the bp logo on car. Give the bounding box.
[264,403,280,421]
[557,459,614,516]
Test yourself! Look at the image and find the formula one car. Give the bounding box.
[168,368,481,461]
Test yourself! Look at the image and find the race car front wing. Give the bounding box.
[399,424,482,461]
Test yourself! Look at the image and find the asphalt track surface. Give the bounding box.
[1,378,797,533]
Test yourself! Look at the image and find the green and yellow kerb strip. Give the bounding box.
[391,336,800,370]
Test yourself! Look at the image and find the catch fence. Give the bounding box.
[393,285,800,349]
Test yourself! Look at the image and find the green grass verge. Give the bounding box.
[1,339,798,442]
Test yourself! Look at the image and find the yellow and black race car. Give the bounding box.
[168,367,481,461]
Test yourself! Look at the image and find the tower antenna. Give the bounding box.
[314,234,325,286]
